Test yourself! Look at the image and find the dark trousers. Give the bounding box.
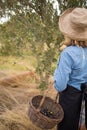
[57,85,82,130]
[81,83,87,128]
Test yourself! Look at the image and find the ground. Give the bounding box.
[0,70,57,130]
[0,70,86,130]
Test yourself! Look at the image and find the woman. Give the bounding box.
[53,8,87,130]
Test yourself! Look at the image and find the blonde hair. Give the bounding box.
[59,36,87,51]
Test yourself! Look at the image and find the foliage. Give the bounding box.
[0,1,61,86]
[38,80,47,91]
[57,0,87,13]
[0,0,86,89]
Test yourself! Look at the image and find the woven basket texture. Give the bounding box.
[28,95,64,129]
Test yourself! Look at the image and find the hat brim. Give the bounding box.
[59,8,87,41]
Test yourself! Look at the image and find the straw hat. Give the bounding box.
[59,8,87,41]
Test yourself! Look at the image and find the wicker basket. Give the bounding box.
[27,94,64,129]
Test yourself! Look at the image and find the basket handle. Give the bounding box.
[37,80,59,112]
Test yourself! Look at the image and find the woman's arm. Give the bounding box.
[53,50,73,92]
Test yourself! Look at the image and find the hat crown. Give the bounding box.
[59,7,87,41]
[70,8,87,27]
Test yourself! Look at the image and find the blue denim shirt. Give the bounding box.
[53,45,87,92]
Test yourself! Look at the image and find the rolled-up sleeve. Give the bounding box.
[53,50,73,92]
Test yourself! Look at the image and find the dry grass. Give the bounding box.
[0,85,56,130]
[0,71,86,130]
[0,71,57,130]
[0,109,42,130]
[0,71,40,87]
[0,87,19,114]
[0,85,39,130]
